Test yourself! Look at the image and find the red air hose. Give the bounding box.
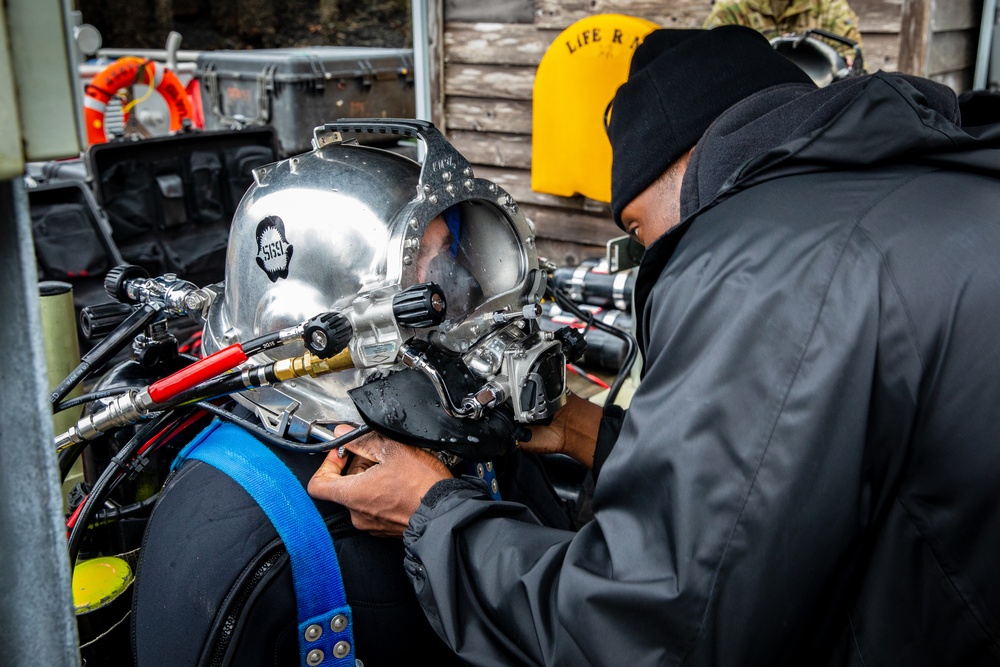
[147,344,248,404]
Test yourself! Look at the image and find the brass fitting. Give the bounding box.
[273,348,354,381]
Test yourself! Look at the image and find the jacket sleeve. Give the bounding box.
[403,206,887,666]
[592,404,625,481]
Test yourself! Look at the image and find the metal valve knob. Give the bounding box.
[104,264,149,304]
[392,282,447,328]
[303,311,353,358]
[553,325,588,365]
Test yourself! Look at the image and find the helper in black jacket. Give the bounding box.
[308,25,1000,666]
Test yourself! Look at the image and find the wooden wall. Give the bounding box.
[899,0,981,91]
[429,0,981,266]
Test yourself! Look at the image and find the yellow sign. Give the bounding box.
[532,14,658,203]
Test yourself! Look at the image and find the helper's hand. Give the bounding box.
[307,424,452,538]
[521,392,603,468]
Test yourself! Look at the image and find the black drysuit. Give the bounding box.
[402,72,1000,665]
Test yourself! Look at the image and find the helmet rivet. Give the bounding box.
[485,461,493,472]
[304,624,323,642]
[307,649,324,665]
[463,167,473,177]
[491,478,499,494]
[334,641,351,659]
[331,614,348,632]
[464,179,474,191]
[476,463,485,478]
[409,217,419,230]
[403,255,413,266]
[445,184,456,196]
[441,170,452,182]
[429,194,439,205]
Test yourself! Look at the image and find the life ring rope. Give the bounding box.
[83,56,194,145]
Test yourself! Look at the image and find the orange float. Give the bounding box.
[83,56,194,145]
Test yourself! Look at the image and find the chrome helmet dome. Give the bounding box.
[202,121,557,448]
[770,28,864,87]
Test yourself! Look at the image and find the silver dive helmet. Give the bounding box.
[770,28,865,87]
[200,119,567,460]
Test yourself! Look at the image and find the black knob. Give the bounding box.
[392,282,447,328]
[104,264,149,304]
[80,302,136,341]
[554,325,587,364]
[303,311,352,358]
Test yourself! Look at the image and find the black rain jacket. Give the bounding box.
[402,72,1000,666]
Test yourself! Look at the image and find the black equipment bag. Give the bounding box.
[86,128,279,289]
[27,179,126,334]
[132,419,577,667]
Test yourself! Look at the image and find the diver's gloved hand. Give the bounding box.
[521,392,604,468]
[307,424,453,538]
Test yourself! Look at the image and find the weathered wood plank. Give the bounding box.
[443,18,903,70]
[445,23,561,66]
[474,166,611,212]
[931,0,979,32]
[520,202,619,246]
[445,0,535,24]
[927,29,976,75]
[860,32,900,71]
[446,97,533,134]
[534,0,717,31]
[445,64,536,100]
[449,130,533,169]
[534,237,608,269]
[533,0,901,32]
[897,0,931,75]
[854,0,903,33]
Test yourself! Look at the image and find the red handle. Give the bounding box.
[148,344,248,404]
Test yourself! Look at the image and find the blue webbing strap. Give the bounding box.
[456,459,501,501]
[173,420,356,667]
[443,206,461,257]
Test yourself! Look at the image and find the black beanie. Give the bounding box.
[608,25,816,228]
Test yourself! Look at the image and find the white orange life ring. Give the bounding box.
[83,56,194,145]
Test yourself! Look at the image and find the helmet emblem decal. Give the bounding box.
[255,216,294,282]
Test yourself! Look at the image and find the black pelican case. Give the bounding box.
[194,47,416,157]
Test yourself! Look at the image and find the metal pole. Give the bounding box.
[0,177,81,666]
[411,0,432,160]
[974,0,998,89]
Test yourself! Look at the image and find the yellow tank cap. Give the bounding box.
[72,556,133,613]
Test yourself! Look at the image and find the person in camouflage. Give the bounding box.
[703,0,862,60]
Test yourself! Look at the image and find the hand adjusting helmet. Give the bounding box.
[200,119,567,460]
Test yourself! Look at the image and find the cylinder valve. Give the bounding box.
[303,311,353,358]
[104,264,150,304]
